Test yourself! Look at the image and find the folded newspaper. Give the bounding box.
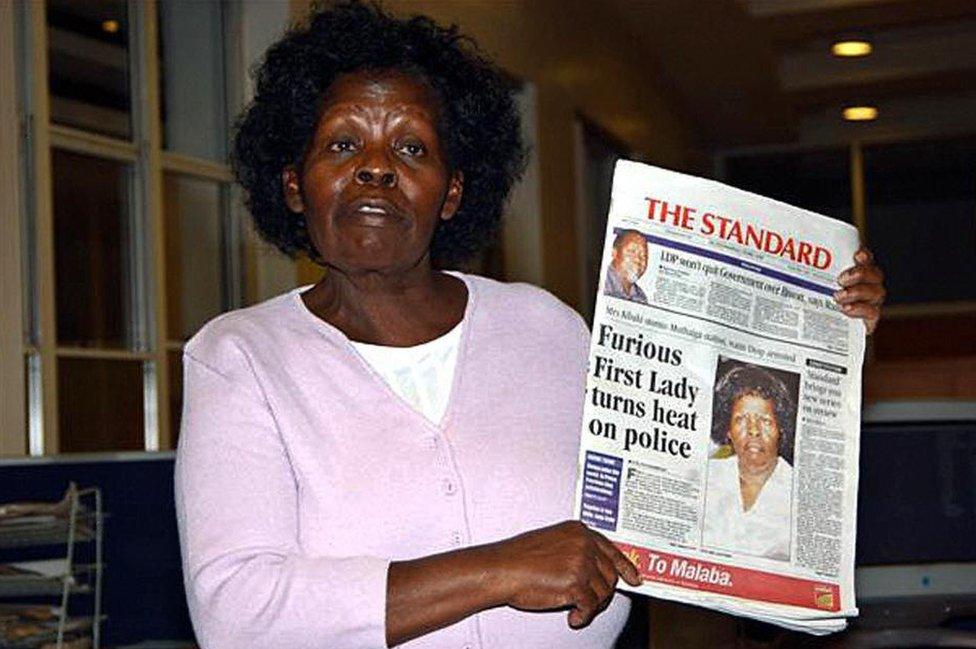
[574,160,865,634]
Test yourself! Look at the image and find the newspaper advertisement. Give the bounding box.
[573,160,865,634]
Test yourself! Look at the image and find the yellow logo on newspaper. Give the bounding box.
[814,588,835,610]
[624,549,642,571]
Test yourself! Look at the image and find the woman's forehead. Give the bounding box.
[319,69,440,117]
[733,393,775,412]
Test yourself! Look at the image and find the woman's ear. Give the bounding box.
[440,170,464,221]
[282,166,304,213]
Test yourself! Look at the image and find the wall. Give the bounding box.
[239,0,301,303]
[0,1,27,455]
[288,0,702,310]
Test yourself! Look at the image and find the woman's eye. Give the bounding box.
[396,141,426,157]
[327,139,357,153]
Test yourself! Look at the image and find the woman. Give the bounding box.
[702,363,798,560]
[175,3,885,648]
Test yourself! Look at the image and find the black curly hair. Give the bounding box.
[710,358,798,465]
[231,1,526,268]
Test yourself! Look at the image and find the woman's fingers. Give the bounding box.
[593,533,642,587]
[568,583,603,628]
[838,246,884,286]
[834,247,885,335]
[497,520,645,629]
[567,531,641,628]
[838,264,884,288]
[834,283,886,306]
[593,549,620,594]
[840,302,881,325]
[834,282,886,331]
[562,529,644,631]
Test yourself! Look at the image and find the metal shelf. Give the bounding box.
[0,615,97,649]
[0,577,89,599]
[0,485,103,649]
[0,516,98,549]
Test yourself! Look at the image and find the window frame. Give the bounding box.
[0,0,28,456]
[8,0,245,457]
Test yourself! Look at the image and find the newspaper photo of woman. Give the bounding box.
[702,357,800,561]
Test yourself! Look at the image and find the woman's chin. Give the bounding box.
[332,248,428,276]
[323,232,425,271]
[737,452,777,474]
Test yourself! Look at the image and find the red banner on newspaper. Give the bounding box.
[616,542,841,612]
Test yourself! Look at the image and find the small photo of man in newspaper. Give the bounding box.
[603,229,649,304]
[702,357,799,561]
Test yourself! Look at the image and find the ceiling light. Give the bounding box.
[842,106,878,122]
[101,20,119,34]
[831,40,872,57]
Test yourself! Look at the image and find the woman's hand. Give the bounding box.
[486,520,642,628]
[386,520,641,645]
[834,246,885,334]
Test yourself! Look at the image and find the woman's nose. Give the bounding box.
[354,163,397,188]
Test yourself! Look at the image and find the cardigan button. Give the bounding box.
[442,478,457,495]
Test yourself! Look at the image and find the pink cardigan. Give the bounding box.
[175,273,630,648]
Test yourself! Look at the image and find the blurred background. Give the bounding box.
[0,0,973,647]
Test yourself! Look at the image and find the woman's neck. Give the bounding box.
[737,459,777,512]
[301,261,467,347]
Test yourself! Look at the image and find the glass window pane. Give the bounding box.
[158,0,227,160]
[169,350,184,448]
[26,353,42,455]
[865,137,976,305]
[58,358,144,452]
[724,149,853,223]
[47,0,131,139]
[21,357,30,456]
[164,174,225,340]
[53,150,132,348]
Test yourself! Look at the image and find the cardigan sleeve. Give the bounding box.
[175,345,390,649]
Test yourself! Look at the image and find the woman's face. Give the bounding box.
[728,393,781,474]
[283,70,463,274]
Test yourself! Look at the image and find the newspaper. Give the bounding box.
[573,160,865,634]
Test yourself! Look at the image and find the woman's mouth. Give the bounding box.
[743,441,767,454]
[345,198,404,226]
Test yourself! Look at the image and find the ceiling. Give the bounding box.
[606,0,976,151]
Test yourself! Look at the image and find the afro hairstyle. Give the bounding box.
[710,358,798,464]
[231,0,526,268]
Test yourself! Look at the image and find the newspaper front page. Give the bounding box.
[573,160,865,634]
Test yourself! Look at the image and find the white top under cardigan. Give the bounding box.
[352,321,462,425]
